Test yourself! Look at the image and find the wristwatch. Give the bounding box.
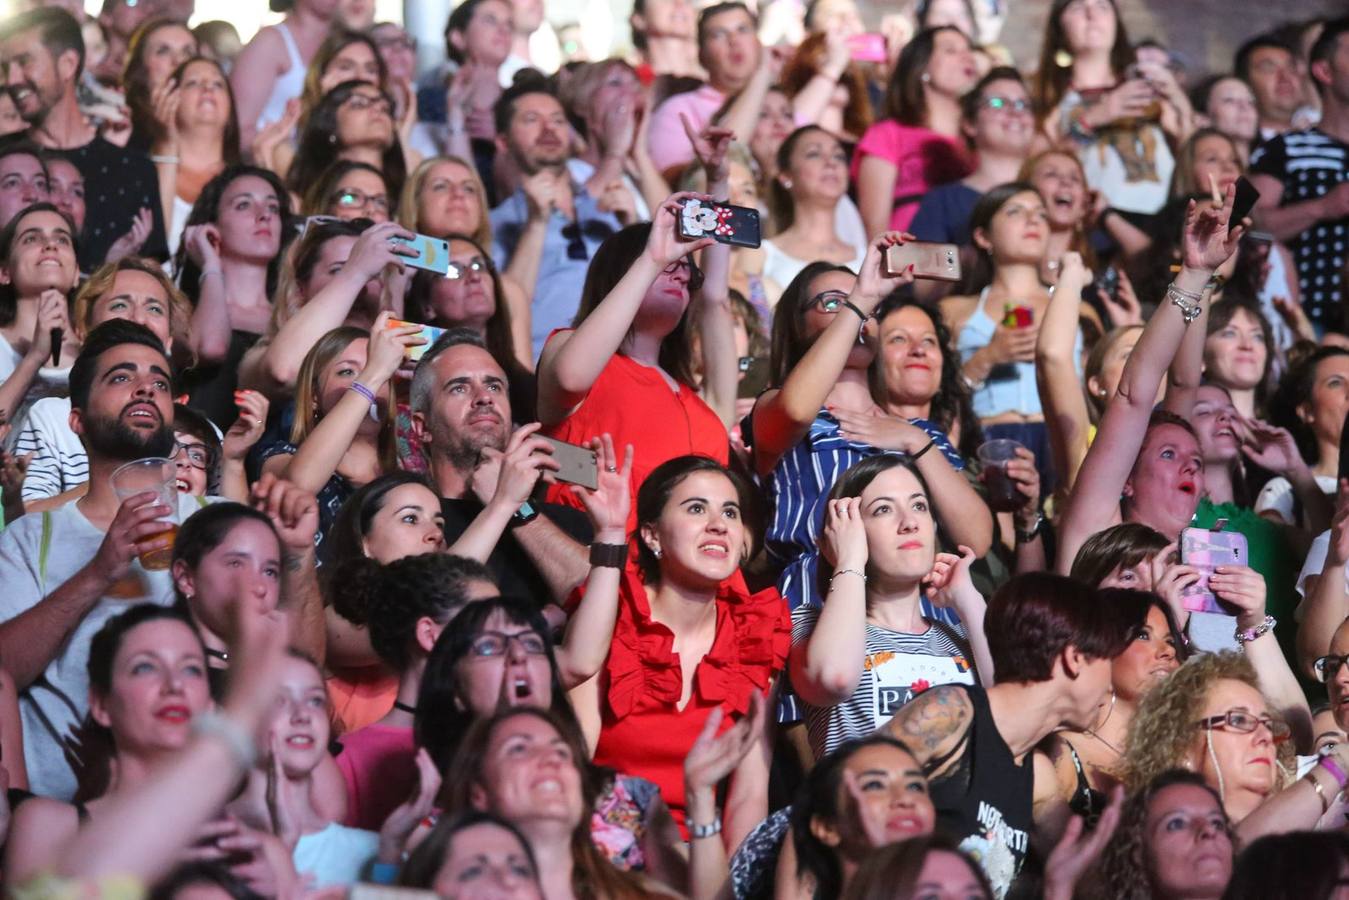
[1015,512,1045,543]
[509,499,539,528]
[589,543,627,568]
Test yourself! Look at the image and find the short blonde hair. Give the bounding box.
[1123,652,1295,797]
[397,156,492,249]
[74,256,194,361]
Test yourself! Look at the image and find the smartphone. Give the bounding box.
[1229,176,1260,235]
[1095,265,1120,301]
[1179,526,1248,614]
[883,242,961,281]
[1002,304,1034,328]
[678,198,762,248]
[737,356,771,400]
[392,232,451,275]
[538,436,599,491]
[847,33,887,63]
[386,318,445,362]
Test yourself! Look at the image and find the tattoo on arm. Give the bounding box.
[887,686,973,763]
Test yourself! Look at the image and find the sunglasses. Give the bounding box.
[561,219,616,261]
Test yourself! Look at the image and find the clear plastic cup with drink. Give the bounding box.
[977,439,1026,513]
[110,457,178,571]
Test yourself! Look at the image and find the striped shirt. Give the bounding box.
[793,605,977,758]
[14,397,87,501]
[1250,128,1349,331]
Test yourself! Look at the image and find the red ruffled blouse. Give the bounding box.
[575,567,790,835]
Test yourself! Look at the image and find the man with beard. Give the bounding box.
[410,328,589,602]
[0,320,197,799]
[0,7,166,269]
[488,80,625,360]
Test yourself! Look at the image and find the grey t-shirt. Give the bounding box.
[0,493,213,799]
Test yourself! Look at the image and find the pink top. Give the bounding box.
[646,84,727,174]
[336,723,417,831]
[852,119,973,231]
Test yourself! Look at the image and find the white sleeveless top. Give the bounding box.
[255,23,307,133]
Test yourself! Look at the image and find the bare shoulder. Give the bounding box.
[883,684,974,765]
[939,295,979,335]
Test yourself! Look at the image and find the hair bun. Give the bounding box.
[327,556,384,626]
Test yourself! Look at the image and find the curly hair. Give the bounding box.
[1123,652,1295,797]
[1085,769,1232,900]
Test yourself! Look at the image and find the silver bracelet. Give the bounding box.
[192,711,257,769]
[150,154,180,165]
[1234,614,1276,644]
[1166,282,1203,323]
[689,816,722,839]
[830,568,867,587]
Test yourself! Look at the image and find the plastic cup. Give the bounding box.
[110,457,178,571]
[977,439,1025,513]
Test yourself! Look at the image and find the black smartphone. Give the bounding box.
[678,198,762,248]
[737,356,771,400]
[1229,176,1260,234]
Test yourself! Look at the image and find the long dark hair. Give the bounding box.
[844,834,994,900]
[161,56,241,164]
[1222,831,1349,900]
[398,812,540,891]
[1098,587,1190,665]
[325,470,438,566]
[792,735,925,900]
[1032,0,1135,116]
[289,80,407,200]
[768,125,843,232]
[572,222,696,387]
[173,165,292,302]
[768,261,857,388]
[170,503,280,607]
[0,202,77,326]
[634,455,763,581]
[966,181,1041,292]
[871,294,983,457]
[122,18,196,149]
[883,26,967,125]
[1272,345,1349,464]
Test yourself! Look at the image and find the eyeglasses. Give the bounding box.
[981,96,1031,113]
[662,256,705,291]
[171,441,215,470]
[803,289,869,317]
[561,219,616,261]
[331,188,390,214]
[467,630,549,658]
[1314,654,1349,683]
[344,93,392,115]
[447,256,489,280]
[375,34,416,52]
[1195,710,1291,743]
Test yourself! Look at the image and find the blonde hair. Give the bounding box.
[74,256,194,363]
[290,326,398,471]
[1123,652,1295,799]
[397,156,492,249]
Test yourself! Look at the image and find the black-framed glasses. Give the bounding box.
[561,219,615,261]
[1314,654,1349,683]
[446,256,490,280]
[803,289,869,317]
[343,93,392,115]
[467,630,548,658]
[374,33,416,52]
[661,256,705,291]
[981,96,1031,113]
[332,188,389,214]
[171,441,215,471]
[1195,710,1291,743]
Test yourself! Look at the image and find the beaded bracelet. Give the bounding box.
[830,568,867,588]
[348,381,377,406]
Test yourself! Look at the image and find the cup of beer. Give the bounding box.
[110,457,178,571]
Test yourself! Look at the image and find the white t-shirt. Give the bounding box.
[0,492,215,799]
[1295,529,1343,621]
[293,822,379,887]
[13,397,86,501]
[1254,474,1337,528]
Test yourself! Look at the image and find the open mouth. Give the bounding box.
[154,705,190,723]
[887,814,926,835]
[285,734,315,749]
[699,540,730,557]
[124,403,162,426]
[512,676,533,701]
[174,478,191,492]
[1177,481,1196,495]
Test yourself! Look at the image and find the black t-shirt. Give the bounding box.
[440,496,592,602]
[51,135,168,269]
[1249,128,1349,333]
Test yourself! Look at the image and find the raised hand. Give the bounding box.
[684,689,766,795]
[29,288,71,363]
[183,222,222,270]
[222,390,271,462]
[264,733,303,850]
[360,311,425,387]
[346,221,417,280]
[985,320,1040,365]
[854,231,918,306]
[472,422,560,508]
[680,114,735,185]
[1182,181,1244,272]
[1235,415,1306,476]
[1005,446,1041,517]
[574,434,634,545]
[1043,786,1124,900]
[647,191,716,266]
[249,472,320,560]
[1149,543,1200,628]
[821,496,868,571]
[1101,268,1143,327]
[1210,564,1267,630]
[377,748,442,864]
[105,207,154,264]
[150,78,182,154]
[1327,481,1349,568]
[925,545,979,609]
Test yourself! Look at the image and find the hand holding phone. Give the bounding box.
[883,242,961,281]
[1179,526,1248,613]
[848,33,887,63]
[386,319,446,362]
[678,198,762,248]
[1228,176,1260,235]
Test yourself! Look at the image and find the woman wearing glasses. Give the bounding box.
[287,82,407,208]
[750,239,990,632]
[302,161,393,223]
[1123,651,1342,841]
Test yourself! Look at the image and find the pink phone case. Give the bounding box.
[1179,528,1248,613]
[848,33,887,63]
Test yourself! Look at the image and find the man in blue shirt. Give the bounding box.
[489,81,625,361]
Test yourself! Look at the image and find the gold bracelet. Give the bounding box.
[1308,771,1331,815]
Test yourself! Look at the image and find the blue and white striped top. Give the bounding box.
[764,410,964,722]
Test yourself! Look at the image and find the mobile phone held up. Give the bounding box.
[386,319,446,362]
[883,242,961,281]
[847,33,887,62]
[1179,526,1248,614]
[538,436,599,491]
[391,232,452,275]
[678,198,762,248]
[1229,176,1260,235]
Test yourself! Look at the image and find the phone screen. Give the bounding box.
[1229,176,1260,234]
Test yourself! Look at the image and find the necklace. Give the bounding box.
[1081,690,1121,755]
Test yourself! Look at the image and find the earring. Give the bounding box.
[782,178,793,189]
[1054,49,1074,68]
[921,72,931,83]
[652,545,662,559]
[329,133,338,145]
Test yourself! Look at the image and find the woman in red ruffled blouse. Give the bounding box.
[570,455,791,850]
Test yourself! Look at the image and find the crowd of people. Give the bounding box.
[0,0,1346,896]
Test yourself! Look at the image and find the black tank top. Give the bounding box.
[926,685,1033,899]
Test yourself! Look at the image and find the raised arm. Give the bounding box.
[0,292,67,432]
[716,49,780,156]
[856,156,898,241]
[182,225,231,364]
[790,30,850,127]
[1297,488,1349,678]
[880,683,974,771]
[751,233,916,475]
[251,475,326,668]
[926,546,994,682]
[684,118,739,427]
[789,497,869,706]
[1057,191,1243,570]
[229,28,283,153]
[555,437,632,688]
[535,191,716,425]
[280,314,422,494]
[259,222,414,393]
[1035,252,1093,492]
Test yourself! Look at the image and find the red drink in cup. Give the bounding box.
[977,439,1025,513]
